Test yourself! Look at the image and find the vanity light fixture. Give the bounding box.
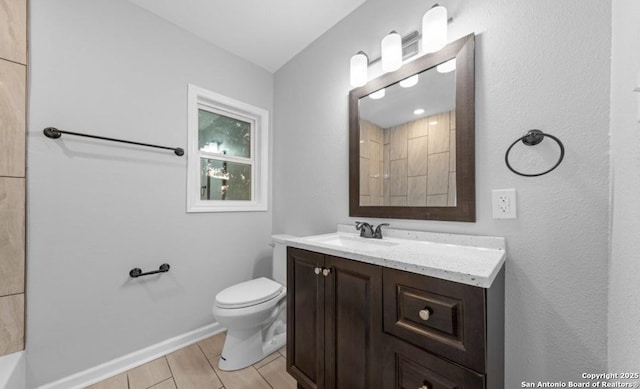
[381,31,403,72]
[422,4,447,53]
[399,74,419,88]
[350,51,369,87]
[369,89,386,100]
[437,58,456,73]
[349,4,450,87]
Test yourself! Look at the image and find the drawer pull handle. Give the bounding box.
[322,268,332,277]
[314,267,322,275]
[418,309,431,321]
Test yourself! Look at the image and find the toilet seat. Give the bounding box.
[215,277,284,309]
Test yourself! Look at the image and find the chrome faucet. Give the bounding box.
[355,222,390,239]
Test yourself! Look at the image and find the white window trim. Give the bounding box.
[187,84,269,213]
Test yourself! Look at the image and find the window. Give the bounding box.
[187,85,269,212]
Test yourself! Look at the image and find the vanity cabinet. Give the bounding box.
[287,247,504,389]
[286,247,382,389]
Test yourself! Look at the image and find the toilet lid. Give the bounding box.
[216,277,284,309]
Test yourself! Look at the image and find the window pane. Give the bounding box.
[198,109,251,158]
[200,158,252,201]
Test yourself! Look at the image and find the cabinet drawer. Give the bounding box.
[382,335,484,389]
[383,268,486,373]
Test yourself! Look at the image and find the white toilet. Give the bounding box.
[212,236,290,371]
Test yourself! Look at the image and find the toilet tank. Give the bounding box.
[271,235,294,286]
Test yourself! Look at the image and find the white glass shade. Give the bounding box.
[381,31,402,72]
[437,58,456,73]
[413,108,425,115]
[422,4,447,53]
[399,74,419,88]
[369,89,386,100]
[350,52,368,87]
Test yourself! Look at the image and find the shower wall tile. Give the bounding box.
[369,141,381,178]
[408,117,428,139]
[428,113,450,155]
[369,177,381,198]
[0,177,24,297]
[383,179,390,205]
[389,124,407,160]
[0,59,26,177]
[0,293,24,355]
[0,0,27,64]
[390,196,407,206]
[383,144,390,178]
[359,120,370,159]
[389,159,407,196]
[427,194,448,206]
[427,152,450,195]
[359,157,369,196]
[408,136,428,176]
[407,176,427,206]
[448,172,457,206]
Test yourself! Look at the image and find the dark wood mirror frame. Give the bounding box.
[349,33,475,222]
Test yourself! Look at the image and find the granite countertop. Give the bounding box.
[274,224,506,288]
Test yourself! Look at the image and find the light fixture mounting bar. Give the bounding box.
[369,30,420,65]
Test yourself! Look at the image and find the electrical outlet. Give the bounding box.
[492,189,517,219]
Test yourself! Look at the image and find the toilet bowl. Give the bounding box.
[212,236,291,371]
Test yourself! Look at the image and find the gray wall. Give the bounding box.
[274,0,611,384]
[609,0,640,372]
[27,0,273,386]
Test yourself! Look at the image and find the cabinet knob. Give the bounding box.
[322,268,331,277]
[314,267,322,275]
[419,385,430,389]
[418,309,431,321]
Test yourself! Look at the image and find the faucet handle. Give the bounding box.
[374,223,390,239]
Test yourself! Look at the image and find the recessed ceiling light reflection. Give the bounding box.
[413,108,425,115]
[400,75,419,88]
[369,89,386,100]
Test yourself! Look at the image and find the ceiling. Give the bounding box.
[126,0,367,73]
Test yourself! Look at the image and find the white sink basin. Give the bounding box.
[306,234,399,251]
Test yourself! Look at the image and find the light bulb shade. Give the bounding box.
[436,58,456,73]
[350,52,368,87]
[381,31,402,72]
[422,4,447,53]
[369,88,386,100]
[399,74,419,88]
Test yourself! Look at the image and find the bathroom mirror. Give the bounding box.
[349,33,475,221]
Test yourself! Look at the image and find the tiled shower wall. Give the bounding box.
[0,0,27,357]
[359,111,456,206]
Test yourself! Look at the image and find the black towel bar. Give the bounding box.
[44,127,184,156]
[129,263,170,278]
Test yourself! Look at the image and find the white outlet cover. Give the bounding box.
[492,189,517,219]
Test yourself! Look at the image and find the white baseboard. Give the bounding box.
[38,322,224,389]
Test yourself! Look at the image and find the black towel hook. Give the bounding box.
[505,129,565,177]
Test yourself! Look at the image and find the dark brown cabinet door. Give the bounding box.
[324,255,382,389]
[287,249,383,389]
[287,248,325,389]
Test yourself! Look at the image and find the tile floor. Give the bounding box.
[86,332,296,389]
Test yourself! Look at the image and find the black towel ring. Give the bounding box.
[505,129,565,177]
